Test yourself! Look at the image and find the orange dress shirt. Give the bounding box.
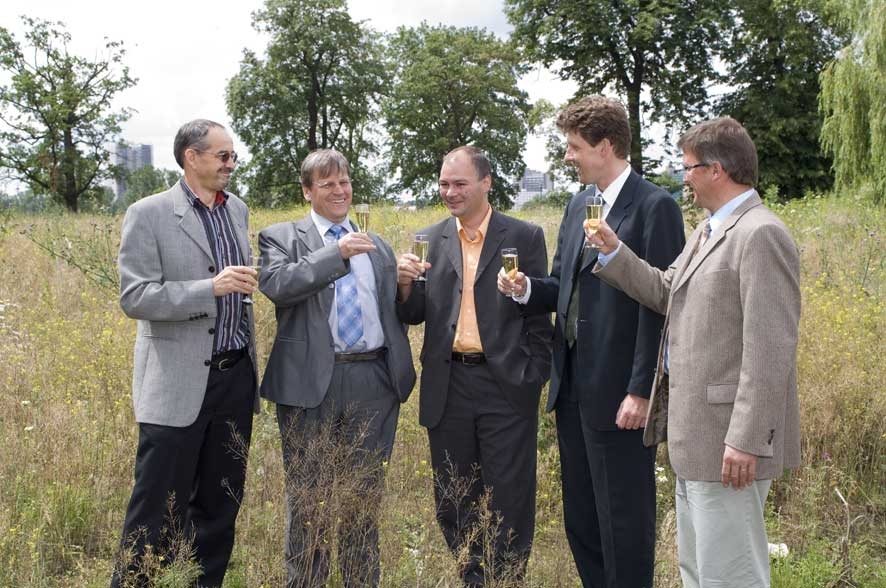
[452,205,493,353]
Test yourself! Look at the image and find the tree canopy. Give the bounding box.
[0,17,135,212]
[819,0,886,203]
[505,0,728,176]
[226,0,388,207]
[384,24,530,208]
[718,0,846,199]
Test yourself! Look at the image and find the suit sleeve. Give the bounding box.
[627,195,685,397]
[726,223,801,456]
[258,226,349,308]
[523,223,554,382]
[118,203,216,322]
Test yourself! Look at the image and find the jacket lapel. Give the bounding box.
[672,192,762,293]
[172,184,214,262]
[441,217,463,283]
[475,211,507,285]
[295,216,324,253]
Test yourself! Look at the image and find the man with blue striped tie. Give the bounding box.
[258,149,415,588]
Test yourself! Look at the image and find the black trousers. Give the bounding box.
[556,348,656,588]
[276,357,399,588]
[427,361,538,587]
[111,355,255,588]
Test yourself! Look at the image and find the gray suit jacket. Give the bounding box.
[594,193,801,481]
[118,182,260,427]
[258,216,416,407]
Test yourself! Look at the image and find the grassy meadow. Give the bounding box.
[0,193,883,587]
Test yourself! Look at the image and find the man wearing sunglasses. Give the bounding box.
[112,119,260,587]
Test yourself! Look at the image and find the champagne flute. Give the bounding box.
[243,253,261,305]
[355,203,370,233]
[412,234,429,282]
[501,248,519,279]
[585,195,604,249]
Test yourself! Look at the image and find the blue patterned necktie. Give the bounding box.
[328,224,364,349]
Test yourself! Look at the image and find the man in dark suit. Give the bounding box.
[259,149,416,588]
[114,119,260,588]
[499,96,684,587]
[396,146,553,587]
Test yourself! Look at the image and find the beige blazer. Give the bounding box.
[594,193,801,481]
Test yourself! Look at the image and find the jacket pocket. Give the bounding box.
[707,383,738,404]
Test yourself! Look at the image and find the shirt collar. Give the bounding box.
[709,188,755,235]
[181,178,228,208]
[455,203,493,243]
[597,163,632,210]
[311,208,352,238]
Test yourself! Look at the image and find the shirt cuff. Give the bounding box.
[512,277,532,304]
[597,242,622,267]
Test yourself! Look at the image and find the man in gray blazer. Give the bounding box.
[591,117,801,588]
[113,120,260,588]
[396,146,553,586]
[259,149,415,588]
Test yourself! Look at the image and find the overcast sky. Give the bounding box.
[1,0,576,174]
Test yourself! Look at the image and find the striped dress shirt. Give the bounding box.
[180,179,250,353]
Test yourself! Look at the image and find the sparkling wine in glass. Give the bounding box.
[585,195,604,249]
[412,234,429,282]
[243,254,260,305]
[501,248,519,279]
[355,203,370,233]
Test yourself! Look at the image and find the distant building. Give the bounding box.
[115,143,153,200]
[513,168,553,210]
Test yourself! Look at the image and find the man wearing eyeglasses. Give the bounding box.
[591,117,801,587]
[112,119,260,587]
[258,149,415,588]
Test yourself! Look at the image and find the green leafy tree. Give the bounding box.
[820,0,886,203]
[505,0,729,176]
[0,17,136,212]
[226,0,389,207]
[384,24,530,208]
[718,0,846,199]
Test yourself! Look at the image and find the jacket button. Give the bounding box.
[204,359,211,366]
[208,328,215,334]
[209,265,215,273]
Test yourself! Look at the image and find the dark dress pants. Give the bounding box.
[276,357,399,588]
[427,361,538,587]
[556,348,657,588]
[112,355,255,588]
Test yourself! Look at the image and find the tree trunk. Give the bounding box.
[62,126,79,212]
[626,85,644,176]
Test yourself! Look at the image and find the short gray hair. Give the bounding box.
[678,117,758,186]
[173,119,225,169]
[300,149,351,187]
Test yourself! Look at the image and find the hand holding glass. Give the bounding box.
[412,234,429,281]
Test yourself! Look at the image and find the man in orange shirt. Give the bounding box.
[396,146,553,586]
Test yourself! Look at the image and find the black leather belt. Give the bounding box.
[210,347,247,371]
[334,348,386,363]
[451,352,486,365]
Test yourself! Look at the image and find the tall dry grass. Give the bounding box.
[0,194,882,586]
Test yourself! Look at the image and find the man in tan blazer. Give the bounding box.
[590,117,801,588]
